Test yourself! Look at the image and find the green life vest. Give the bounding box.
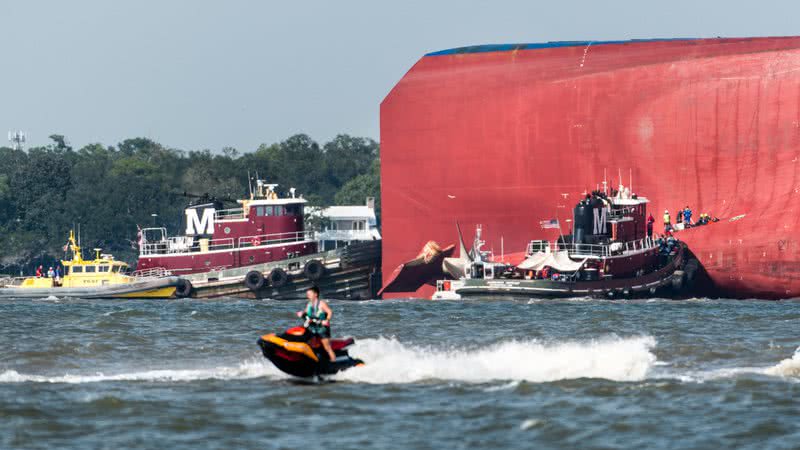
[306,300,328,332]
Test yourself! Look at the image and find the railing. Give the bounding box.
[526,237,658,258]
[238,231,314,248]
[132,267,173,279]
[140,237,235,256]
[316,229,376,241]
[215,208,246,220]
[0,276,25,287]
[1,276,55,287]
[139,230,313,256]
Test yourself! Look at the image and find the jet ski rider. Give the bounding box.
[296,285,337,362]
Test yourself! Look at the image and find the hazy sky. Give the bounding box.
[2,0,797,152]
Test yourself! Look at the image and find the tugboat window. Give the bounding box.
[99,266,109,273]
[284,204,303,216]
[265,206,274,216]
[256,206,264,217]
[72,266,83,273]
[275,205,284,216]
[85,266,96,273]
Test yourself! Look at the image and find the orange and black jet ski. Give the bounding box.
[257,317,364,378]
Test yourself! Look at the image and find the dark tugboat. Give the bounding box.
[383,181,696,300]
[137,179,382,300]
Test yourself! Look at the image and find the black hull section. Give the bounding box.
[188,240,382,300]
[445,243,694,300]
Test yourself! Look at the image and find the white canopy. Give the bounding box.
[518,251,587,272]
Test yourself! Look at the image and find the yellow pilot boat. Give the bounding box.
[0,230,180,299]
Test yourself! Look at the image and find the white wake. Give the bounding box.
[336,335,658,384]
[0,337,657,385]
[764,347,800,378]
[0,357,283,384]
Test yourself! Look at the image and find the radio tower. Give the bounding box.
[8,130,26,151]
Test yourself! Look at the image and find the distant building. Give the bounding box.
[314,198,381,251]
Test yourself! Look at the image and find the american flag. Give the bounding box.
[540,219,560,229]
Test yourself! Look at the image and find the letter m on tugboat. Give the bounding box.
[593,207,608,235]
[185,205,216,236]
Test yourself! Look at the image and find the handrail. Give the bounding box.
[139,230,313,256]
[526,237,657,258]
[316,229,376,240]
[238,231,314,248]
[140,236,235,256]
[132,267,173,279]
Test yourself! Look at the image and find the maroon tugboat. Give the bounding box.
[138,179,382,299]
[138,180,316,275]
[381,181,697,300]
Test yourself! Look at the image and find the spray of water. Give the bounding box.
[0,357,282,384]
[3,339,794,386]
[337,335,658,384]
[764,347,800,378]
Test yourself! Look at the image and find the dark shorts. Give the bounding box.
[310,326,331,339]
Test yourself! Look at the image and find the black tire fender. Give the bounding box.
[244,270,265,291]
[672,271,686,292]
[268,267,289,288]
[684,259,699,285]
[175,279,193,298]
[303,259,325,281]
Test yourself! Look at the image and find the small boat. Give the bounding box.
[0,230,180,299]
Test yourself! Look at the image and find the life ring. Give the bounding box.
[251,237,261,247]
[268,267,289,288]
[303,259,325,281]
[244,270,265,291]
[175,279,193,298]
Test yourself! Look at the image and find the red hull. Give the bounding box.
[381,37,800,299]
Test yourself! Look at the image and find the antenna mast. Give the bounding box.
[8,130,26,151]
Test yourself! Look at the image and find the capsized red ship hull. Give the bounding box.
[381,37,800,299]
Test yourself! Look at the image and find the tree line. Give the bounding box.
[0,133,380,274]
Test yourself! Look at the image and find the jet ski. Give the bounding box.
[257,315,364,378]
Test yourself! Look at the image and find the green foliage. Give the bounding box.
[324,135,379,188]
[0,134,380,274]
[334,159,381,220]
[48,134,72,151]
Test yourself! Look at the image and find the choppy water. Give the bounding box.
[1,297,799,450]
